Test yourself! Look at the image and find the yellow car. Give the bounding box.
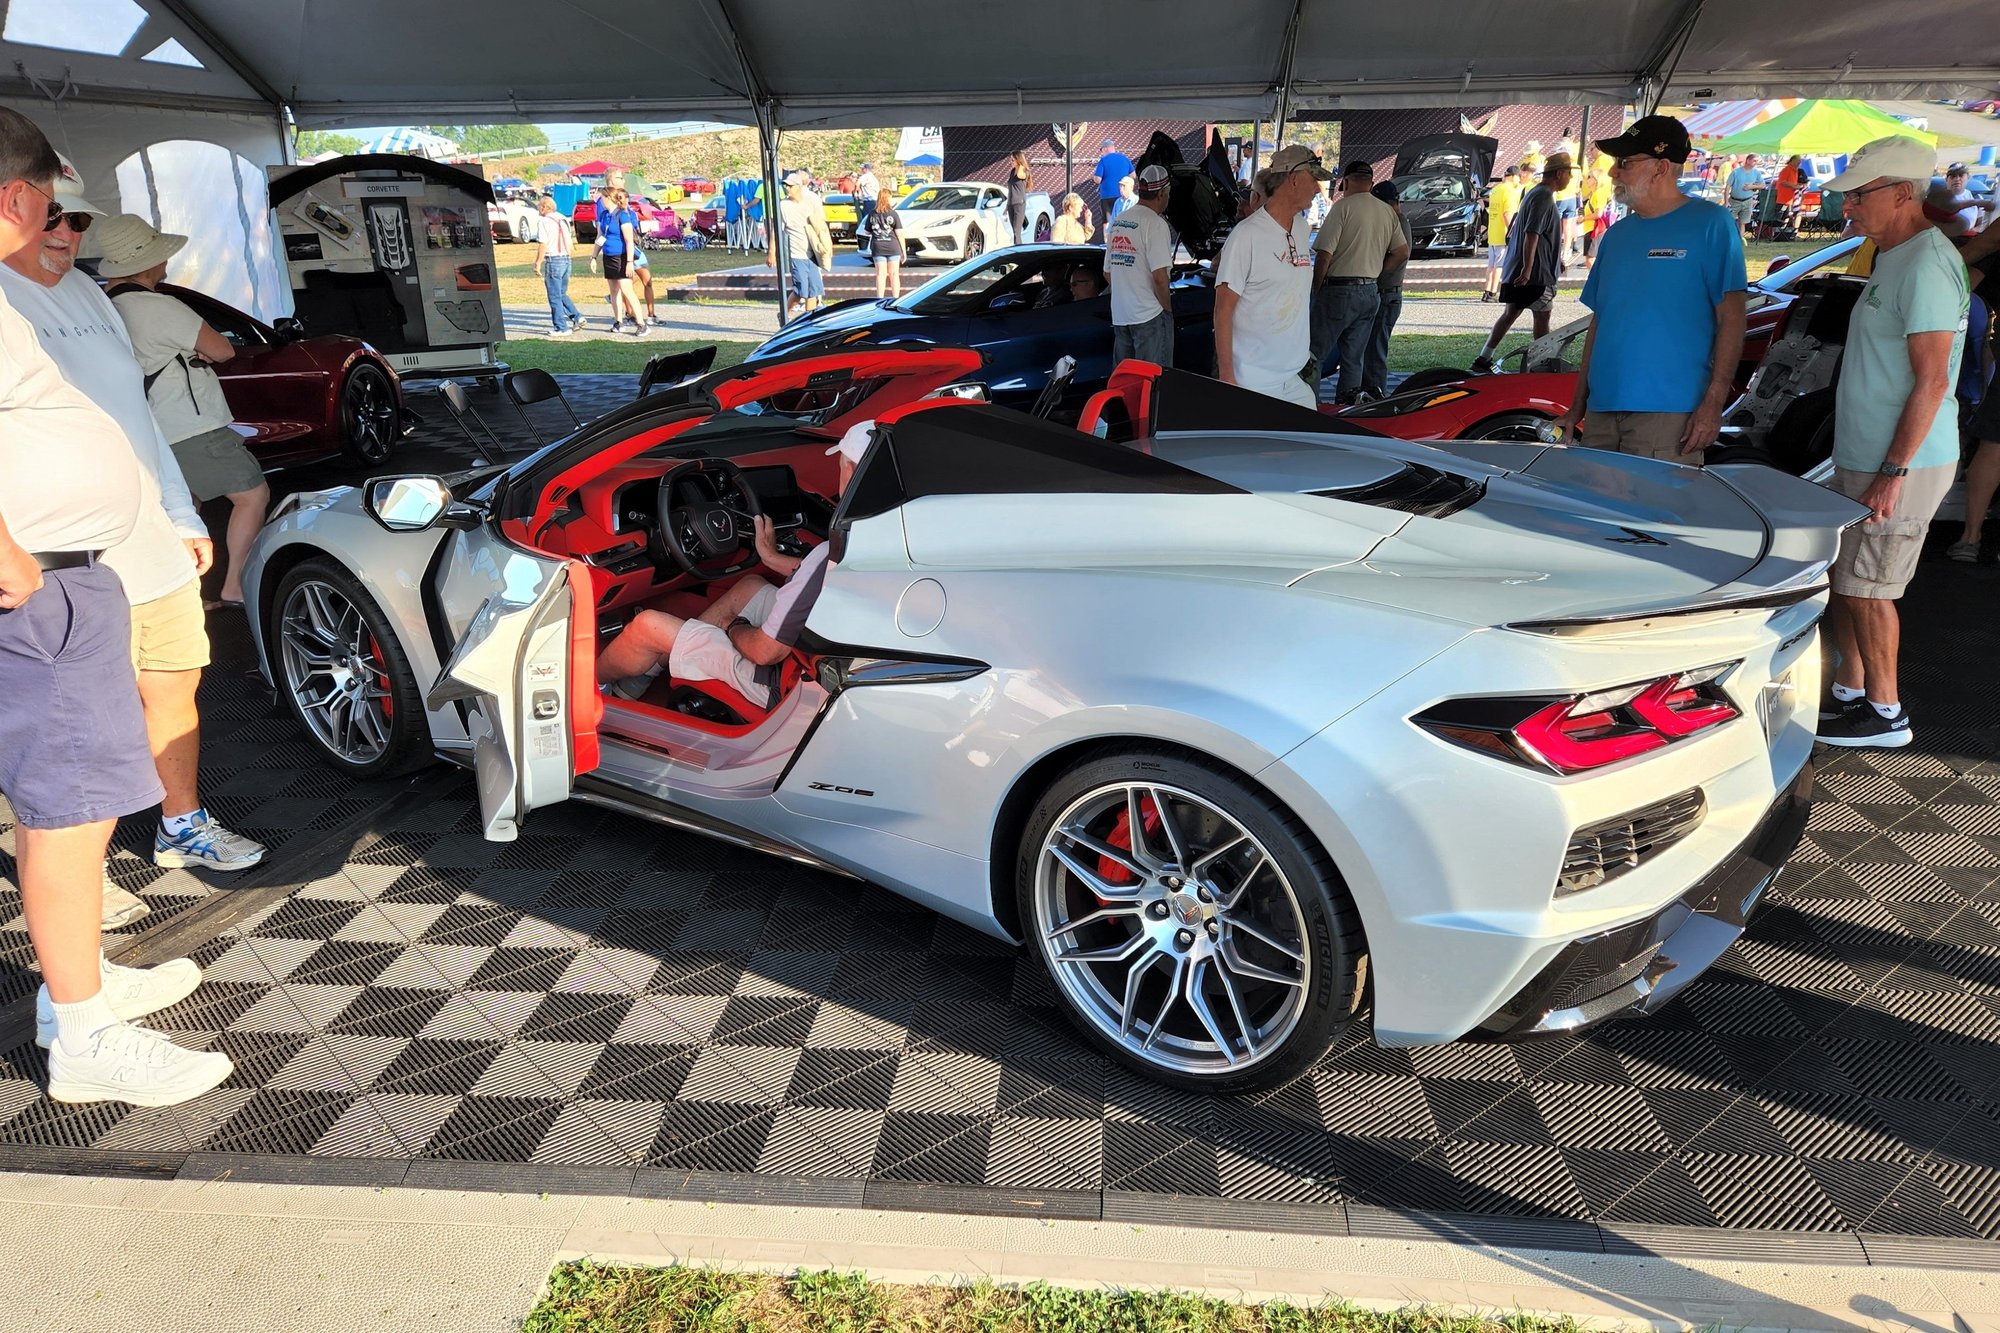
[821,193,860,241]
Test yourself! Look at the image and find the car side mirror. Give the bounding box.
[366,475,478,532]
[271,316,306,344]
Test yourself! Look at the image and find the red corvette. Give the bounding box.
[162,283,405,469]
[1339,235,1864,442]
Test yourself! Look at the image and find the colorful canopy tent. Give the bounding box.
[537,162,571,176]
[359,126,460,159]
[1683,99,1800,141]
[1712,99,1938,155]
[569,159,627,177]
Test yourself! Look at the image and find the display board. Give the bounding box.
[267,154,503,379]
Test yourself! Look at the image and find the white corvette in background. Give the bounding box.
[241,351,1864,1093]
[891,181,1053,263]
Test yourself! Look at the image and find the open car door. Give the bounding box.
[427,531,601,840]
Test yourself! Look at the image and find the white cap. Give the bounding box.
[826,418,876,463]
[1826,136,1935,191]
[53,152,104,216]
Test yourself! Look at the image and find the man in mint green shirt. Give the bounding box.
[1819,137,1969,751]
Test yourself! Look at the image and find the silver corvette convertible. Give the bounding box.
[243,350,1863,1092]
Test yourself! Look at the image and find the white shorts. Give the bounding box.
[1486,244,1506,270]
[666,584,777,703]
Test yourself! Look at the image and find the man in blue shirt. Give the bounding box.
[1725,154,1764,234]
[1093,138,1134,233]
[1552,115,1746,462]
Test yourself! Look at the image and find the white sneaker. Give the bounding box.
[154,809,266,871]
[46,1022,233,1107]
[101,867,149,931]
[36,957,203,1048]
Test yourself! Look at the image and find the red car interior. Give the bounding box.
[521,348,985,740]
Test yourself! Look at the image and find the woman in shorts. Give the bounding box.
[863,188,905,299]
[593,187,641,334]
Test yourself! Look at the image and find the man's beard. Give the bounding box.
[36,247,74,278]
[1612,184,1632,207]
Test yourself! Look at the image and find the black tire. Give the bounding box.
[964,228,985,259]
[1466,411,1552,442]
[1016,749,1367,1094]
[339,362,399,466]
[1395,366,1475,396]
[269,558,433,779]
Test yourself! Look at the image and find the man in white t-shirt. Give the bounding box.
[0,157,266,886]
[95,214,269,609]
[0,108,232,1108]
[596,420,873,706]
[530,195,583,335]
[1212,145,1330,409]
[1105,165,1176,368]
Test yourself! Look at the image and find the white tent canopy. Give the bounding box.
[3,0,1995,134]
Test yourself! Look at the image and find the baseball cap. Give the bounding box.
[783,169,810,186]
[1136,164,1170,196]
[1826,136,1936,191]
[1371,180,1400,204]
[1263,145,1333,182]
[826,419,877,464]
[1594,114,1693,164]
[53,152,105,216]
[1946,162,1968,174]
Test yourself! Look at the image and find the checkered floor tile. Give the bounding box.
[1,377,1998,1237]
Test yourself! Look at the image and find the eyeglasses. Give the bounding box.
[1842,180,1902,203]
[1613,155,1660,171]
[18,180,63,232]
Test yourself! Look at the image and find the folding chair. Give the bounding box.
[437,379,505,458]
[635,345,718,399]
[502,368,583,446]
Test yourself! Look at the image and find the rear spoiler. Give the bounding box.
[1507,462,1867,637]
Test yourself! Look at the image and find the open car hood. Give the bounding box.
[1393,133,1498,184]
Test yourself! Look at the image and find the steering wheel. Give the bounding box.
[651,457,764,579]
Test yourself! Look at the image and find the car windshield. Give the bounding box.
[900,186,980,212]
[1395,175,1469,202]
[893,254,1032,314]
[1751,236,1866,294]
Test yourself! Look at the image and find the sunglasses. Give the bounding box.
[19,179,63,232]
[1842,180,1902,202]
[1613,154,1661,170]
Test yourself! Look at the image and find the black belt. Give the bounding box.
[33,551,99,572]
[1322,275,1374,285]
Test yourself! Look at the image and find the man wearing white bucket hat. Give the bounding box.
[0,161,266,886]
[596,419,873,705]
[1816,135,1970,751]
[93,213,269,612]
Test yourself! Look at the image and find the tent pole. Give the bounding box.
[1064,124,1073,200]
[1271,0,1307,146]
[757,105,788,329]
[1251,119,1261,181]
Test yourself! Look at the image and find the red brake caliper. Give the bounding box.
[1095,794,1162,891]
[368,633,394,720]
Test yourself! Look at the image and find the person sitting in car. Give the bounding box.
[596,420,872,705]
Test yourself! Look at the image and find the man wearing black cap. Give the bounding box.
[1550,114,1746,463]
[1105,164,1176,367]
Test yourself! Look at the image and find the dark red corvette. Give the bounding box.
[161,283,405,469]
[1338,235,1864,444]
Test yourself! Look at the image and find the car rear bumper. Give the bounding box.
[1470,757,1812,1040]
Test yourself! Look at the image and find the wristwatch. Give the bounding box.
[1877,463,1909,477]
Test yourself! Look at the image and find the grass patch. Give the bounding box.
[497,338,751,377]
[525,1261,1598,1333]
[495,240,754,311]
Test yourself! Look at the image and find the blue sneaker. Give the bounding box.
[153,809,266,871]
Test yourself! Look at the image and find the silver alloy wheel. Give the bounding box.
[1032,781,1312,1076]
[278,579,395,765]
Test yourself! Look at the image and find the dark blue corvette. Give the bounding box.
[746,244,1217,409]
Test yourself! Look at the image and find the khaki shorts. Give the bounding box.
[1830,464,1955,599]
[667,584,777,706]
[171,425,265,501]
[1579,411,1700,464]
[130,578,210,673]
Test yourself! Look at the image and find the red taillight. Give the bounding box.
[1416,665,1741,775]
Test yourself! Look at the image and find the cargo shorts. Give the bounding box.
[1830,464,1954,599]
